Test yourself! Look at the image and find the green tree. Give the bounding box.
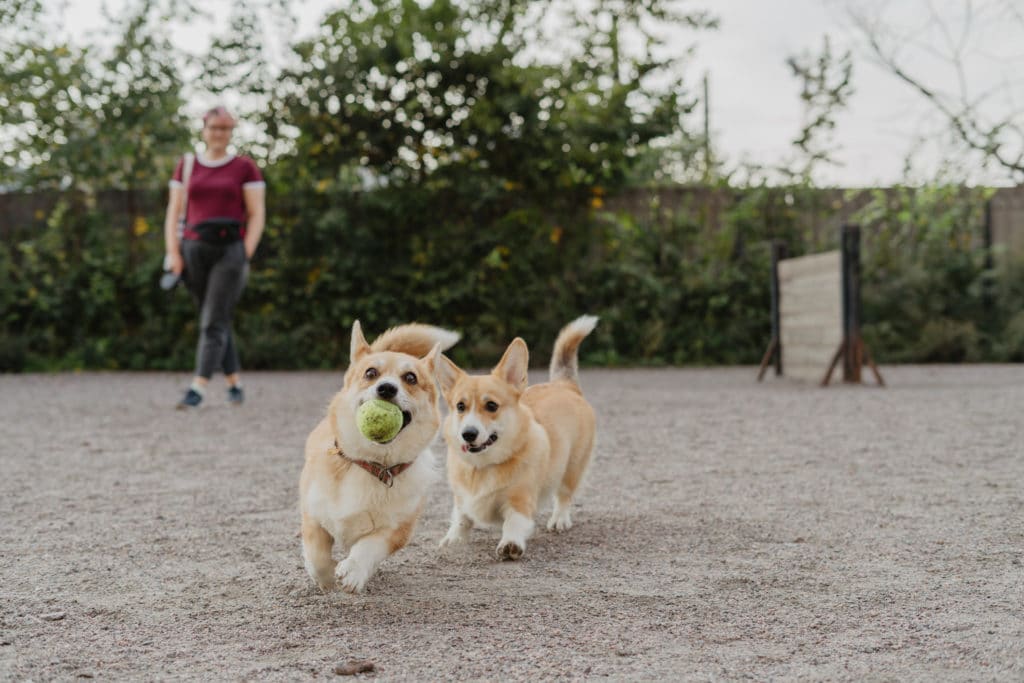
[241,0,710,363]
[0,0,194,370]
[0,0,188,191]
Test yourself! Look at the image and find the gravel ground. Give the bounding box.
[1,366,1022,681]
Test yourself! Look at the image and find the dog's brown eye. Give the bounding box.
[485,401,499,412]
[364,367,379,380]
[456,401,466,413]
[403,372,417,385]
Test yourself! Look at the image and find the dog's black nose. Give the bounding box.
[461,428,479,443]
[376,382,398,399]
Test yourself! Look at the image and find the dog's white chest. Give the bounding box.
[305,462,431,546]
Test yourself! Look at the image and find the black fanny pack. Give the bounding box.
[192,218,242,245]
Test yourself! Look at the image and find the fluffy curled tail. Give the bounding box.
[370,323,460,357]
[548,315,599,385]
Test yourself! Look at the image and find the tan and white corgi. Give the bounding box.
[299,321,458,592]
[436,315,598,560]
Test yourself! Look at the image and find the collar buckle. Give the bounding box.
[377,468,395,488]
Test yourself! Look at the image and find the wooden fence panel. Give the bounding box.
[778,250,842,382]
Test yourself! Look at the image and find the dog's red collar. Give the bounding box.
[331,440,413,488]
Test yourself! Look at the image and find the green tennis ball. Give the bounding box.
[357,399,404,443]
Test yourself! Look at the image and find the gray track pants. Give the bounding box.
[181,240,248,379]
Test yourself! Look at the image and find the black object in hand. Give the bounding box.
[160,254,183,290]
[160,271,181,290]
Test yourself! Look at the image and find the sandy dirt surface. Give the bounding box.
[1,366,1022,681]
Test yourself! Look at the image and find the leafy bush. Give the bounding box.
[4,181,1022,372]
[854,185,1019,364]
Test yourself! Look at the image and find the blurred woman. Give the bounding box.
[163,106,265,409]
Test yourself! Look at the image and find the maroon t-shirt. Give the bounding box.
[171,154,264,240]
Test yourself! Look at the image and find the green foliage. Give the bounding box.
[4,180,1020,372]
[0,195,195,371]
[853,185,1020,363]
[0,0,188,191]
[2,2,1021,373]
[222,0,711,368]
[267,0,687,196]
[984,259,1024,361]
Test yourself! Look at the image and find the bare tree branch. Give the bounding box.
[849,1,1024,180]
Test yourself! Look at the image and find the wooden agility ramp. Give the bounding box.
[758,225,884,386]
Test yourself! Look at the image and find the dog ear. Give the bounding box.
[350,320,371,362]
[434,352,465,397]
[493,337,529,392]
[422,341,443,362]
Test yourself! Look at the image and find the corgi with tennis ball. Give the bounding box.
[299,321,459,593]
[437,315,598,560]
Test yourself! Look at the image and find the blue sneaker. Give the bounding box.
[176,388,204,410]
[227,385,245,406]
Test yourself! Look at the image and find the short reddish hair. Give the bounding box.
[202,106,236,126]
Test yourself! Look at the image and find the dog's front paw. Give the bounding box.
[315,576,336,592]
[335,558,373,593]
[439,529,468,549]
[305,559,337,592]
[546,508,573,532]
[496,539,524,561]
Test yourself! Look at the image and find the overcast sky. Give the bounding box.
[688,0,1024,187]
[56,0,1024,187]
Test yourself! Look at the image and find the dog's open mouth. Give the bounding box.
[463,433,498,454]
[386,407,413,441]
